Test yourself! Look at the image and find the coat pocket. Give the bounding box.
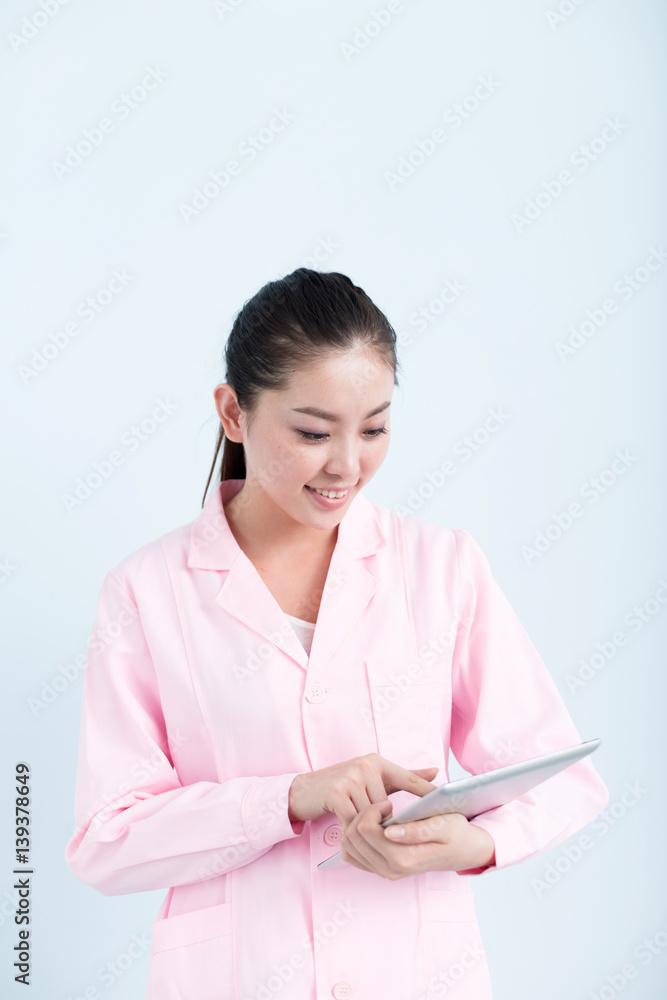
[365,657,448,772]
[147,902,234,1000]
[419,886,491,999]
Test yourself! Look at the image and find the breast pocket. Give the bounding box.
[365,656,448,772]
[146,902,234,1000]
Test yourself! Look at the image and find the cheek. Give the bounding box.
[366,437,390,470]
[282,442,319,487]
[258,428,302,471]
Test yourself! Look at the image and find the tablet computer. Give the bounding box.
[316,737,601,870]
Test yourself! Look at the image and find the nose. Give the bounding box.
[323,437,360,483]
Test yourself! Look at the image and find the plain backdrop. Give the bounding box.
[1,1,666,997]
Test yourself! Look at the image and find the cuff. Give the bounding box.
[241,772,306,851]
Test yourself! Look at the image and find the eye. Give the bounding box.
[297,431,328,441]
[297,427,388,442]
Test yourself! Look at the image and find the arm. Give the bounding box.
[448,529,609,876]
[64,571,305,897]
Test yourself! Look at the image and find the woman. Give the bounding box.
[65,268,609,999]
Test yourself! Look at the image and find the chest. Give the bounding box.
[252,552,334,623]
[143,531,461,786]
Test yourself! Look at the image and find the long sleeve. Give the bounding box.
[448,529,609,876]
[64,571,305,896]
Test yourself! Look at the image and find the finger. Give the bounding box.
[330,796,361,833]
[411,766,440,783]
[381,760,440,797]
[409,768,441,797]
[336,784,376,833]
[384,812,457,845]
[342,758,397,830]
[342,780,388,839]
[344,801,394,872]
[341,800,391,871]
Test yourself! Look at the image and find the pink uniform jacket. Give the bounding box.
[65,478,609,999]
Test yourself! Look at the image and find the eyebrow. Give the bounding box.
[291,401,391,422]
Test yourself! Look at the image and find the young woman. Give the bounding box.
[65,268,609,999]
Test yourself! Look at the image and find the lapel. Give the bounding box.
[187,479,387,674]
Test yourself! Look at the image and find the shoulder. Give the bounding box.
[364,496,493,581]
[364,495,476,563]
[365,494,467,548]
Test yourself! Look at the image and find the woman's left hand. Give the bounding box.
[340,800,496,879]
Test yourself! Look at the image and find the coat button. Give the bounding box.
[332,983,352,999]
[306,683,325,703]
[323,824,341,846]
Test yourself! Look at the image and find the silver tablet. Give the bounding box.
[316,738,602,871]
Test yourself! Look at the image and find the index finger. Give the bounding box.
[378,758,439,797]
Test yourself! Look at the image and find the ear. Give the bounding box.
[214,383,244,443]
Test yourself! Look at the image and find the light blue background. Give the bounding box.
[1,0,665,997]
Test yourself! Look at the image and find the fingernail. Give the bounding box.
[385,826,405,838]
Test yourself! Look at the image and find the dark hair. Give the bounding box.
[202,267,401,507]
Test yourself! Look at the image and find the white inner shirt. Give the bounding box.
[284,613,316,657]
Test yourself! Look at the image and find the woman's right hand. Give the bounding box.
[287,753,439,831]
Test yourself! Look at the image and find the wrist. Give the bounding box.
[466,823,496,869]
[288,774,304,824]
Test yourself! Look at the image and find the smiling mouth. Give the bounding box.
[306,485,352,498]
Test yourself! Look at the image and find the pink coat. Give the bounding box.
[65,478,609,999]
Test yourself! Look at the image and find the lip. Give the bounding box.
[304,484,354,510]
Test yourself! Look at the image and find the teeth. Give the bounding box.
[312,487,349,498]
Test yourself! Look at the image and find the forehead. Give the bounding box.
[280,350,394,399]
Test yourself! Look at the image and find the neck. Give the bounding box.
[224,481,338,559]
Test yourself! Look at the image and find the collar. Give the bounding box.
[187,478,386,570]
